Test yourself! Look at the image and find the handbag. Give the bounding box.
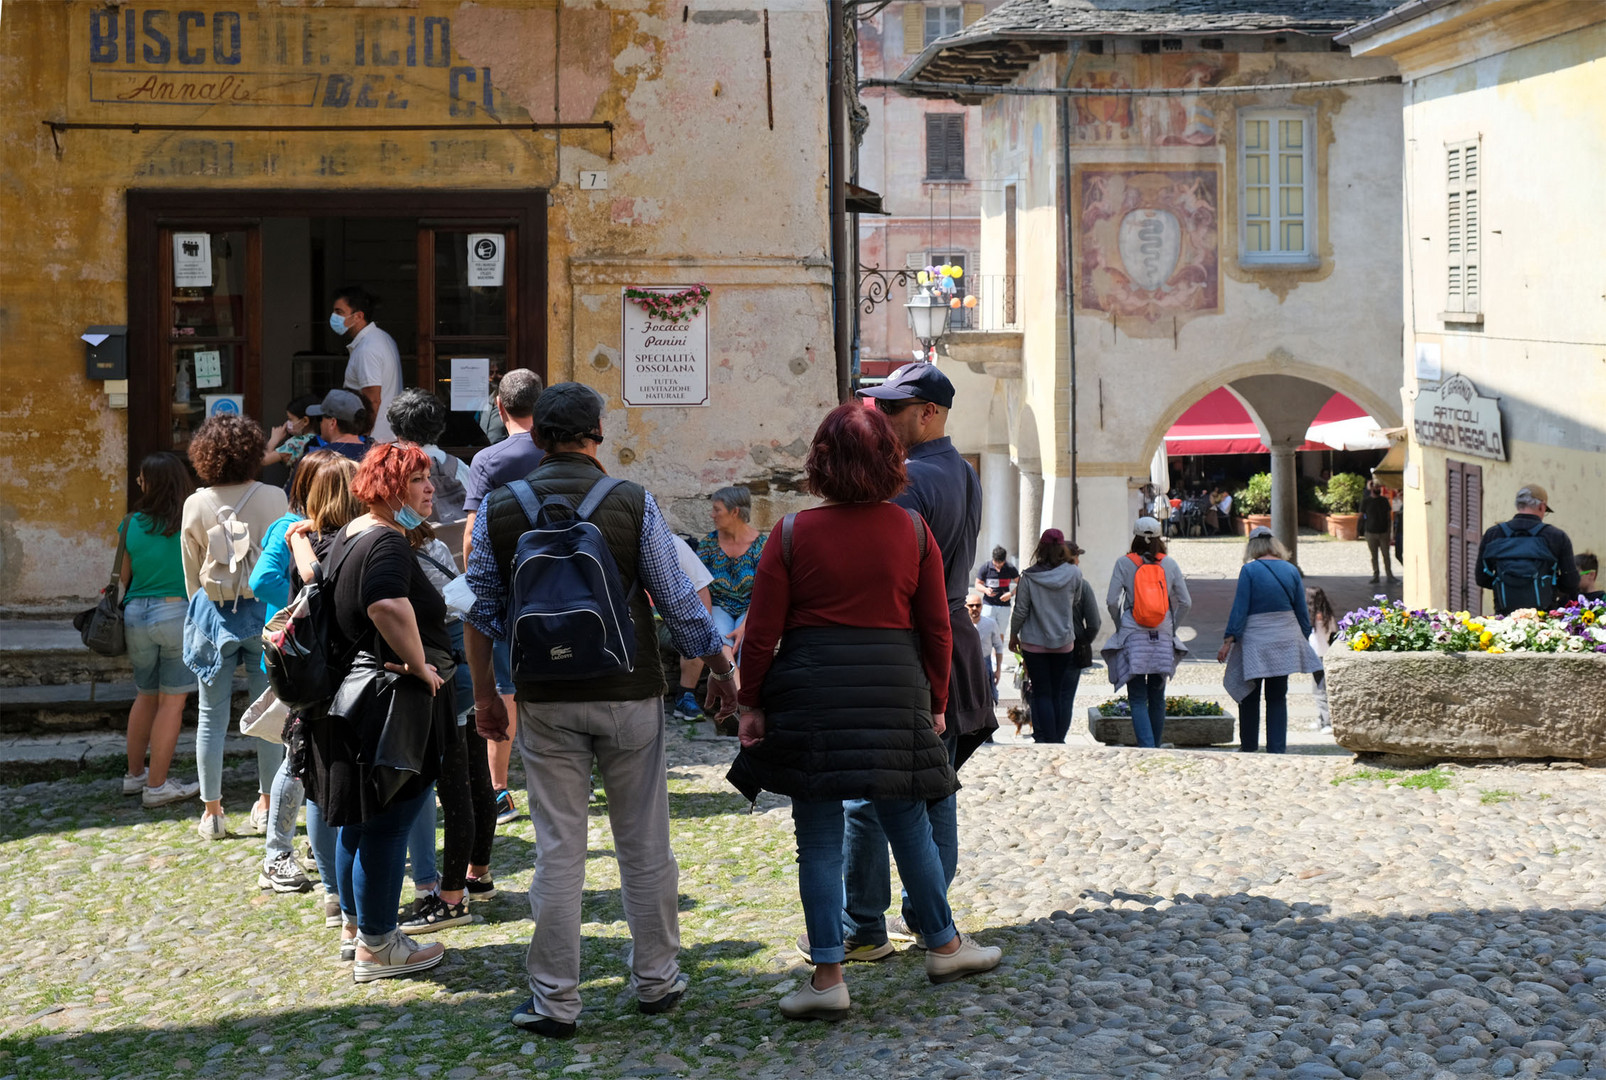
[240,688,290,744]
[74,515,131,657]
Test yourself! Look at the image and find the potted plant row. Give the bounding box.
[1086,695,1236,747]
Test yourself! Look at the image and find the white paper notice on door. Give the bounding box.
[173,233,213,288]
[467,234,505,287]
[193,349,223,389]
[449,357,491,412]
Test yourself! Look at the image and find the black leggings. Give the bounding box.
[439,720,497,891]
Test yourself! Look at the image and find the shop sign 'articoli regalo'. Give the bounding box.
[1413,374,1506,461]
[73,5,502,119]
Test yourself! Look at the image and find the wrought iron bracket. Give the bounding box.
[857,264,915,314]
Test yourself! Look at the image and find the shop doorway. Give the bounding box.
[127,190,546,491]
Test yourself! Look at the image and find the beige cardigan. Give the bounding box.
[181,481,290,601]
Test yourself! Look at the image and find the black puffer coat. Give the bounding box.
[727,626,958,804]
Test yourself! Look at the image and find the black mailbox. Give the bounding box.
[84,325,127,381]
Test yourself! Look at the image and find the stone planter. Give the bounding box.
[1086,708,1236,747]
[1327,649,1606,760]
[1324,512,1361,541]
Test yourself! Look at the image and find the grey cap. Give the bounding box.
[307,388,365,423]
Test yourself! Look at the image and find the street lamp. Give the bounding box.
[905,289,951,362]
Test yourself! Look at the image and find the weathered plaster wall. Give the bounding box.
[1394,21,1606,611]
[0,0,833,604]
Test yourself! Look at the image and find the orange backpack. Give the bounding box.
[1127,552,1170,628]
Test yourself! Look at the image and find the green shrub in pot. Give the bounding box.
[1234,472,1272,516]
[1319,472,1367,514]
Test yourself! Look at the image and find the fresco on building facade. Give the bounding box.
[1076,167,1220,320]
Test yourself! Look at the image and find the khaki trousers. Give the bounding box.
[516,697,681,1022]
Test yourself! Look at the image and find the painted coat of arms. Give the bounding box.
[1077,167,1220,321]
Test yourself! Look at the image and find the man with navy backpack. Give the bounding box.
[462,382,739,1038]
[1475,483,1580,615]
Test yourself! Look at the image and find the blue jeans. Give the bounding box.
[264,754,337,877]
[1126,673,1168,748]
[1239,676,1289,754]
[492,636,515,696]
[843,730,959,942]
[304,799,337,889]
[336,789,431,937]
[1023,650,1079,744]
[406,783,440,890]
[124,597,193,695]
[794,797,956,963]
[712,607,746,659]
[193,603,277,804]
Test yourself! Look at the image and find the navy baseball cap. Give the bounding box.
[858,362,955,409]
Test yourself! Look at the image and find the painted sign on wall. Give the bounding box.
[71,3,509,119]
[1077,167,1221,321]
[622,288,710,408]
[1413,374,1506,461]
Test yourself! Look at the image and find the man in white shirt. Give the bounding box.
[1215,490,1234,535]
[331,285,403,442]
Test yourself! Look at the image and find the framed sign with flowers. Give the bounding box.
[621,284,710,407]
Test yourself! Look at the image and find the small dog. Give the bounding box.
[1007,703,1032,738]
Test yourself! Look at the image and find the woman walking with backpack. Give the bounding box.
[1102,517,1192,748]
[1008,529,1100,745]
[1216,527,1320,754]
[181,415,290,841]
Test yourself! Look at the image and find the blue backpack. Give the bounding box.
[1480,521,1560,613]
[505,477,635,681]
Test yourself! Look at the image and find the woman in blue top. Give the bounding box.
[1216,527,1321,754]
[678,486,765,719]
[118,453,201,807]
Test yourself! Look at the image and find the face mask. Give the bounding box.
[329,311,348,334]
[393,502,425,530]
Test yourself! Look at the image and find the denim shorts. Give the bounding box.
[124,597,194,695]
[492,635,514,696]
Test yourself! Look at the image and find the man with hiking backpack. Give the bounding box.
[460,382,739,1039]
[1475,483,1580,615]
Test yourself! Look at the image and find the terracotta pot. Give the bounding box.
[1236,513,1272,536]
[1299,509,1328,532]
[1326,513,1361,541]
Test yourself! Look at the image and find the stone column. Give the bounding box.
[1270,444,1300,564]
[1018,466,1044,562]
[981,449,1020,561]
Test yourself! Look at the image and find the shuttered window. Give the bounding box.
[1446,140,1481,314]
[1446,459,1484,614]
[925,114,965,180]
[1239,108,1315,263]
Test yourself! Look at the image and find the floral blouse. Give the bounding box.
[697,530,766,618]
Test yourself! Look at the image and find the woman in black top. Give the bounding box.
[288,442,452,984]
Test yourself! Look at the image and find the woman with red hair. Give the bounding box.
[287,441,452,983]
[727,403,1002,1022]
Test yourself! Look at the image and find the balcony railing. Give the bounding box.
[921,275,1019,333]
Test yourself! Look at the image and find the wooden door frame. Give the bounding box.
[126,188,548,501]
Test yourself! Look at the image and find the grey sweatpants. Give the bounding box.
[517,697,681,1022]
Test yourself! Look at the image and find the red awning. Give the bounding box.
[1163,388,1371,457]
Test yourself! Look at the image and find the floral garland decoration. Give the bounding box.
[624,284,710,323]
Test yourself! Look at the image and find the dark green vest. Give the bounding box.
[481,452,666,703]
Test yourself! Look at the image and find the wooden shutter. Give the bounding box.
[1447,461,1466,610]
[926,114,963,179]
[905,250,927,298]
[904,4,925,54]
[963,3,984,26]
[1446,140,1480,314]
[946,114,965,178]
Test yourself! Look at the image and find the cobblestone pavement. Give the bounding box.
[4,726,1604,1080]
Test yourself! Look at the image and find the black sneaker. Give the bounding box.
[401,893,471,935]
[465,875,497,901]
[511,997,576,1039]
[494,789,519,826]
[258,852,312,893]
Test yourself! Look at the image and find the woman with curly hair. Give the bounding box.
[181,415,289,841]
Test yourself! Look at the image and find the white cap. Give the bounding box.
[1134,516,1162,538]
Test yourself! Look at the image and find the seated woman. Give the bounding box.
[728,403,1001,1022]
[675,486,765,720]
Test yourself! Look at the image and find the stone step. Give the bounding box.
[0,729,261,784]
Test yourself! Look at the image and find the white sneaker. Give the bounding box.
[246,802,270,835]
[925,934,1003,984]
[778,978,851,1021]
[121,770,148,796]
[142,777,200,808]
[196,812,227,841]
[353,930,445,983]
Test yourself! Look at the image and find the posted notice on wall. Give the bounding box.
[467,234,505,287]
[193,350,223,389]
[173,233,212,288]
[621,286,709,407]
[449,357,491,412]
[203,394,244,419]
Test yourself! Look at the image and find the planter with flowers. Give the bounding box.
[1087,695,1235,747]
[1327,598,1606,760]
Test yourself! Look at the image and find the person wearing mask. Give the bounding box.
[1103,517,1192,749]
[965,591,1006,706]
[459,368,546,829]
[330,286,403,442]
[287,442,452,981]
[1217,527,1320,754]
[728,403,1000,1021]
[846,361,993,960]
[1474,484,1580,614]
[387,389,472,555]
[248,451,359,898]
[181,416,290,841]
[974,546,1018,628]
[118,452,200,807]
[1361,482,1395,584]
[462,382,739,1037]
[1009,530,1100,745]
[261,393,321,470]
[674,486,764,720]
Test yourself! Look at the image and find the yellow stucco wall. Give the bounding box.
[0,0,834,604]
[1395,20,1606,611]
